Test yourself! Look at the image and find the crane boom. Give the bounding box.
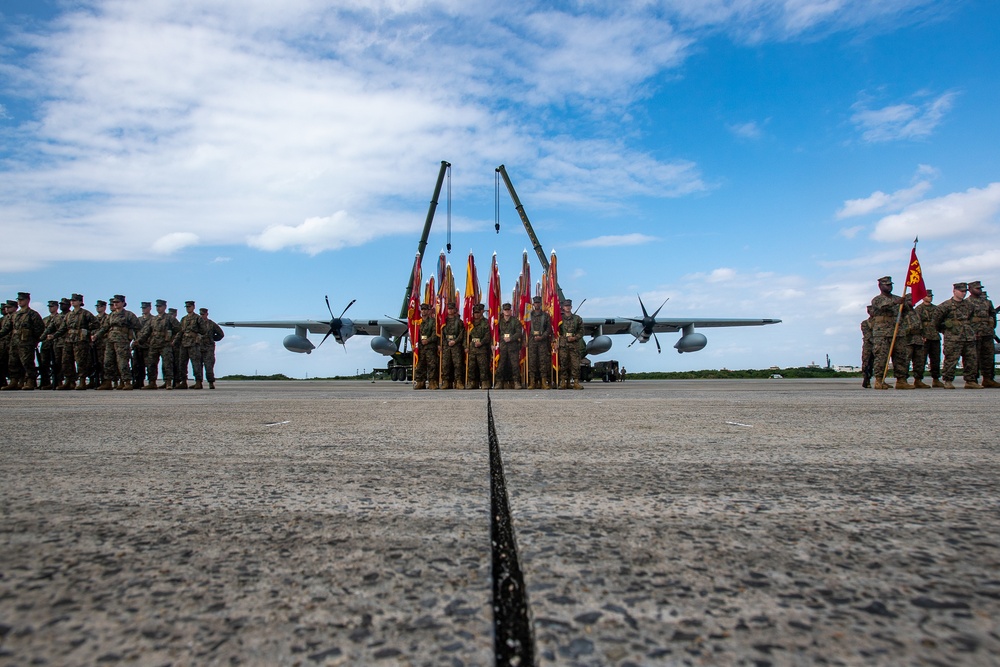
[399,160,451,319]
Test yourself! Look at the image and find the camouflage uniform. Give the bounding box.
[466,307,491,389]
[558,300,585,389]
[869,278,911,389]
[96,297,141,390]
[200,311,225,388]
[914,296,941,386]
[527,300,553,389]
[56,298,98,390]
[440,312,466,389]
[413,306,439,389]
[179,303,209,389]
[93,301,112,387]
[0,302,13,388]
[901,303,925,386]
[132,304,153,388]
[967,281,997,386]
[5,294,45,390]
[860,308,874,388]
[935,284,978,388]
[496,308,523,389]
[38,301,61,389]
[168,308,183,386]
[138,301,179,389]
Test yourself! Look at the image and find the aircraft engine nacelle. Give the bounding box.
[370,336,397,356]
[283,334,314,354]
[674,332,707,353]
[586,335,612,356]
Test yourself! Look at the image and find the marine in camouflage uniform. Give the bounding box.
[92,300,111,387]
[3,292,46,390]
[527,296,553,389]
[94,295,141,390]
[496,303,523,389]
[913,291,942,388]
[465,304,491,390]
[179,300,209,389]
[168,307,183,386]
[55,294,98,390]
[557,299,585,390]
[967,280,998,388]
[869,277,913,390]
[860,306,874,388]
[413,303,439,390]
[38,300,61,389]
[901,297,927,388]
[440,304,466,389]
[199,307,225,389]
[140,299,180,390]
[132,302,153,388]
[0,300,14,389]
[934,282,979,389]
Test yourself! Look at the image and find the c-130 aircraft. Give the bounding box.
[220,162,780,373]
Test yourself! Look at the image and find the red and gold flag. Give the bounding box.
[547,251,561,373]
[487,253,501,377]
[406,252,422,369]
[906,247,927,305]
[463,252,480,326]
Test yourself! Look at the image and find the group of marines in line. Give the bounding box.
[412,295,586,390]
[0,292,224,392]
[862,278,997,390]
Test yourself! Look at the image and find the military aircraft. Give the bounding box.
[220,162,781,362]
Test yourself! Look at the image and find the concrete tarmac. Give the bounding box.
[1,379,999,666]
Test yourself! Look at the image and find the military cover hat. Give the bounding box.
[47,300,59,307]
[473,303,485,312]
[877,276,892,285]
[5,300,16,307]
[17,291,30,300]
[561,299,573,307]
[168,307,178,314]
[953,282,968,291]
[968,280,982,289]
[532,296,542,303]
[71,293,83,301]
[446,302,458,310]
[925,289,933,298]
[502,302,512,310]
[141,301,151,308]
[155,299,167,307]
[419,302,431,309]
[96,299,107,307]
[185,300,195,307]
[113,294,126,303]
[199,307,208,314]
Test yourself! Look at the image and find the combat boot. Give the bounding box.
[964,381,982,389]
[454,381,465,390]
[1,379,21,391]
[861,376,871,388]
[95,380,113,390]
[209,381,216,389]
[559,380,569,390]
[76,379,89,390]
[192,381,203,390]
[932,379,945,388]
[120,381,133,391]
[541,377,551,390]
[177,380,188,389]
[22,377,37,390]
[872,379,887,390]
[913,379,930,389]
[429,380,439,390]
[982,378,1000,388]
[894,379,914,390]
[57,380,74,391]
[573,380,584,390]
[480,381,490,390]
[142,382,158,390]
[942,380,956,389]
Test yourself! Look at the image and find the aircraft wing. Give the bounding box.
[581,317,782,336]
[219,317,409,355]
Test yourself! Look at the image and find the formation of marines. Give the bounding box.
[413,296,586,390]
[862,277,998,390]
[0,293,224,392]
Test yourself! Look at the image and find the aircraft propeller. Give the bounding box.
[625,294,669,353]
[317,296,356,349]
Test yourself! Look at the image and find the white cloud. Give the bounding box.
[248,211,386,254]
[727,120,763,139]
[836,180,932,218]
[152,232,199,254]
[839,225,864,239]
[576,233,658,248]
[872,183,1000,242]
[851,91,957,143]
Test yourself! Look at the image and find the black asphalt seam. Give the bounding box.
[487,392,536,667]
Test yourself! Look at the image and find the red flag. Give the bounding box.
[906,247,927,305]
[463,252,480,326]
[488,253,501,376]
[547,251,561,373]
[407,253,422,368]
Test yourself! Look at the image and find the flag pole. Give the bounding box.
[882,237,918,385]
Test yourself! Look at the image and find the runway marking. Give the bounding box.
[487,392,536,667]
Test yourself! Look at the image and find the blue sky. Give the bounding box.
[2,0,998,377]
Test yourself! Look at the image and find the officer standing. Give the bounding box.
[141,299,179,390]
[914,290,942,387]
[132,301,153,388]
[94,295,140,390]
[496,303,523,389]
[3,292,45,391]
[466,303,491,389]
[0,300,15,389]
[168,307,183,387]
[860,306,874,388]
[199,307,225,389]
[935,282,980,389]
[968,280,998,388]
[557,298,585,390]
[179,300,209,390]
[39,300,60,389]
[439,303,465,389]
[92,299,111,388]
[527,296,553,389]
[56,293,98,390]
[413,303,439,390]
[869,277,913,390]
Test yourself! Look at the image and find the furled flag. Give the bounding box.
[437,260,456,334]
[488,253,501,377]
[546,250,561,375]
[906,245,927,305]
[406,252,422,369]
[463,252,481,326]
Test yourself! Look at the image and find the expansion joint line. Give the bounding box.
[487,393,536,667]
